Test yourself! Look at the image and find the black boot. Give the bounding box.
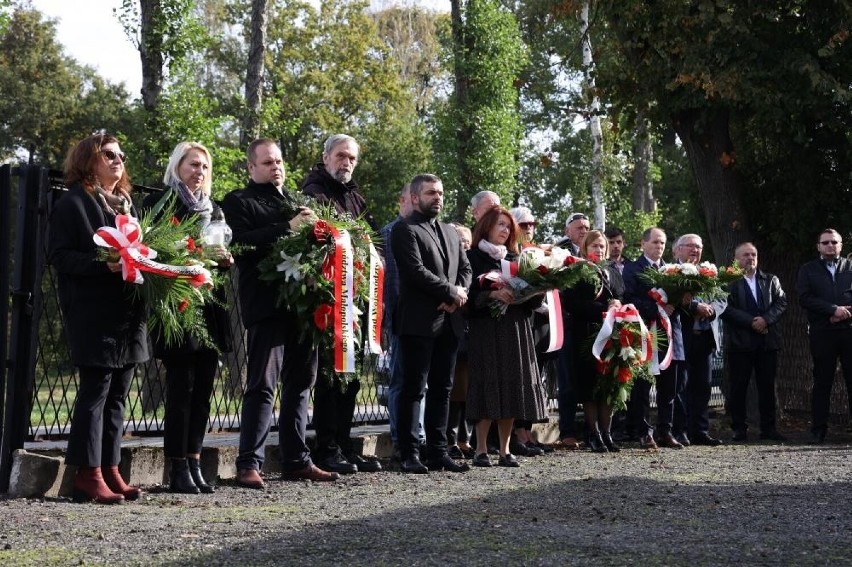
[187,457,215,493]
[169,459,200,494]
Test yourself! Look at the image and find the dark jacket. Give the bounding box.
[221,181,296,328]
[721,270,786,352]
[797,257,852,331]
[301,163,377,230]
[390,211,472,338]
[623,255,684,361]
[466,248,542,320]
[141,190,233,356]
[47,183,149,368]
[563,265,623,340]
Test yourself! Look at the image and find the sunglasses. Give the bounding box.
[820,240,840,245]
[101,149,126,163]
[519,222,536,229]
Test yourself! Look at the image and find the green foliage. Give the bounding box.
[115,0,207,71]
[433,0,527,220]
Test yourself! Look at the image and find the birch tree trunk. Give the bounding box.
[581,1,605,230]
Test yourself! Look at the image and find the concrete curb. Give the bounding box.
[8,420,561,498]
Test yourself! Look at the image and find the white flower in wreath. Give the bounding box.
[547,246,571,269]
[679,262,699,276]
[276,251,304,281]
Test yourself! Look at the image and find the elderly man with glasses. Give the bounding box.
[797,228,852,444]
[557,212,590,255]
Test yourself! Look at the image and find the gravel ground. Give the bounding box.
[1,427,851,566]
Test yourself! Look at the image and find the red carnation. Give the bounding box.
[537,265,549,275]
[170,216,180,226]
[313,303,334,331]
[563,255,578,266]
[313,220,332,241]
[187,237,196,252]
[588,252,601,263]
[619,327,632,348]
[178,298,190,313]
[617,366,632,384]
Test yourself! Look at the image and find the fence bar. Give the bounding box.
[0,165,46,492]
[0,165,14,462]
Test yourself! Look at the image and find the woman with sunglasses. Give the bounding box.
[142,142,233,494]
[48,133,147,504]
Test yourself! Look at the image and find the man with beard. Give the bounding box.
[797,228,852,444]
[391,174,472,473]
[301,134,380,474]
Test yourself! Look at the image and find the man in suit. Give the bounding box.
[622,227,686,449]
[797,228,852,444]
[222,139,338,487]
[721,242,787,442]
[391,174,472,474]
[672,234,725,447]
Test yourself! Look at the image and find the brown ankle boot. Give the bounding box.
[102,465,142,501]
[73,467,124,504]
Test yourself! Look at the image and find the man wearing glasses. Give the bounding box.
[797,229,852,444]
[558,212,591,255]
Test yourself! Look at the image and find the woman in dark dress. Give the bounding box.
[142,142,233,494]
[466,207,548,468]
[48,133,148,504]
[564,230,625,453]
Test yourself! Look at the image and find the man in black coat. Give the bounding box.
[222,138,338,487]
[721,242,787,442]
[390,174,472,474]
[796,228,852,444]
[300,134,381,474]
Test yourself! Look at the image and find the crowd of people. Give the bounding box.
[48,132,852,503]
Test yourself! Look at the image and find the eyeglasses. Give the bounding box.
[101,149,126,163]
[820,240,840,245]
[519,222,536,229]
[679,243,703,249]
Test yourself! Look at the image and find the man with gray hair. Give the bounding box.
[470,191,500,223]
[302,134,380,474]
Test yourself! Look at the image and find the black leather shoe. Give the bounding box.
[528,441,554,454]
[808,430,826,445]
[448,446,465,459]
[169,459,200,494]
[345,453,382,473]
[187,458,215,493]
[759,430,787,442]
[674,432,691,447]
[732,430,748,442]
[691,433,723,446]
[588,432,608,453]
[316,452,358,474]
[427,455,470,473]
[497,454,520,467]
[472,453,492,467]
[401,455,428,474]
[602,433,621,453]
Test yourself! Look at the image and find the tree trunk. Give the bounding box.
[632,110,655,213]
[672,107,750,264]
[450,0,472,220]
[580,1,605,230]
[139,0,165,112]
[240,0,268,149]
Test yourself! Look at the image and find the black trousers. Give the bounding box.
[809,328,852,433]
[66,364,135,467]
[398,326,459,460]
[727,349,778,434]
[311,372,360,458]
[655,360,685,435]
[681,330,715,437]
[628,378,653,438]
[236,318,317,472]
[162,350,219,458]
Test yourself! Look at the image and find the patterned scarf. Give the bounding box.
[170,179,213,230]
[95,185,132,216]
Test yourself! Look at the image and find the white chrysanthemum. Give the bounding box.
[679,263,699,276]
[548,247,571,269]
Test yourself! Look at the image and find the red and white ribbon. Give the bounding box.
[543,290,564,352]
[592,303,653,363]
[93,215,212,287]
[647,287,673,373]
[330,227,357,373]
[366,242,384,356]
